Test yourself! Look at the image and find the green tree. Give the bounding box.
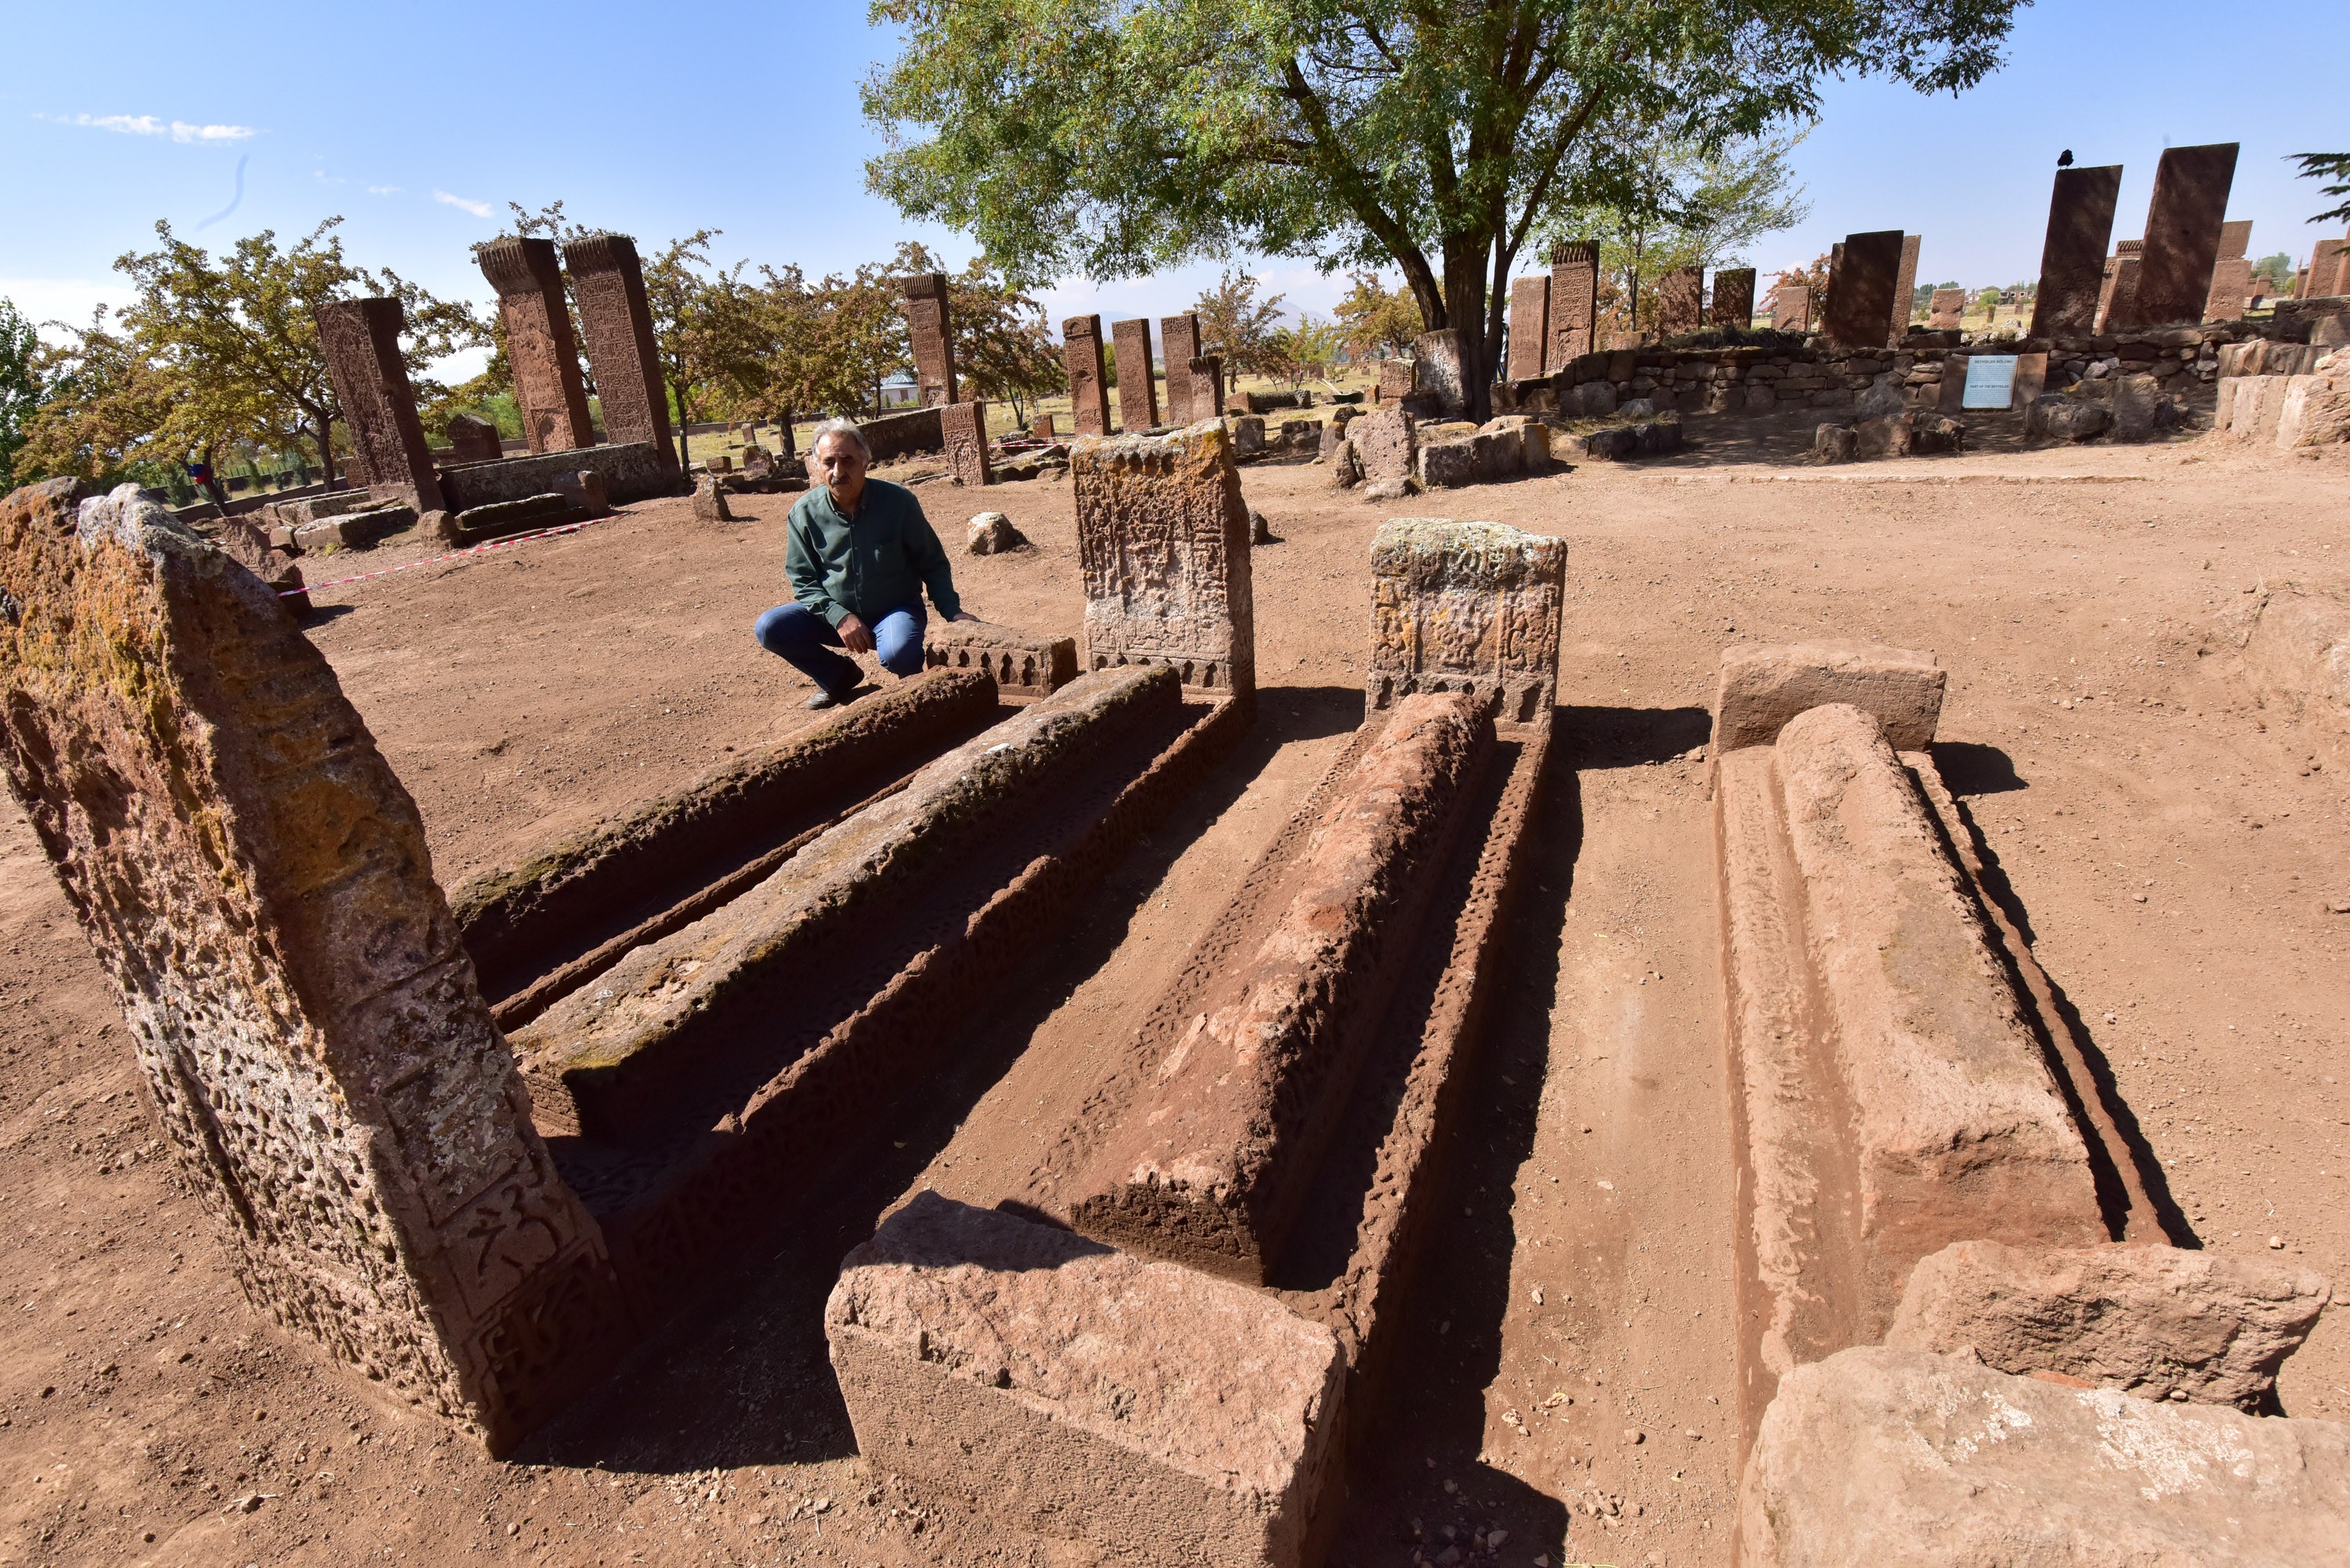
[1274,313,1345,385]
[13,309,188,493]
[2251,252,2295,294]
[0,301,44,492]
[944,258,1068,425]
[2291,153,2350,228]
[1336,272,1425,363]
[642,231,771,468]
[1192,269,1290,379]
[863,0,2018,419]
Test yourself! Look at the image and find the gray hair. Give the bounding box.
[810,417,871,461]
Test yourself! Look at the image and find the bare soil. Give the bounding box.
[3,415,2348,1567]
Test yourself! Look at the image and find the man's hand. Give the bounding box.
[837,612,876,655]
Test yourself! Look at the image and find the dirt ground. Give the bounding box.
[3,409,2347,1567]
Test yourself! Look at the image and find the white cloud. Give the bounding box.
[367,184,401,196]
[41,111,256,145]
[432,190,493,218]
[0,276,138,337]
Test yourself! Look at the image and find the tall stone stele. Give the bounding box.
[1159,313,1202,426]
[316,297,445,511]
[1547,240,1600,370]
[1712,269,1758,333]
[902,273,958,406]
[2029,164,2124,338]
[2117,143,2239,329]
[1820,231,1904,351]
[1887,234,1922,347]
[1111,318,1160,432]
[562,233,679,471]
[1063,315,1112,436]
[1654,266,1705,338]
[475,236,596,454]
[0,479,628,1452]
[1506,275,1549,383]
[940,399,992,488]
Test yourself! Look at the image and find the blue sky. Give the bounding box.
[2,0,2340,369]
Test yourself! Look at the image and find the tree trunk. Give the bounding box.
[1441,236,1495,424]
[310,414,340,490]
[200,442,229,508]
[779,410,797,459]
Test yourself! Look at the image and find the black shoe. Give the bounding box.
[806,681,872,710]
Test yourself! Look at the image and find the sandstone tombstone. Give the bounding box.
[1111,318,1159,432]
[1412,329,1470,415]
[2096,240,2144,334]
[2124,142,2239,328]
[941,399,992,487]
[446,411,504,464]
[1072,421,1254,700]
[1061,316,1111,436]
[1159,313,1202,427]
[1365,518,1565,724]
[316,298,445,511]
[475,237,595,454]
[1888,234,1922,345]
[1772,284,1812,332]
[1712,268,1757,331]
[1547,240,1599,370]
[2308,238,2348,302]
[1822,231,1904,349]
[1031,413,1055,440]
[1187,356,1224,426]
[902,272,957,406]
[2030,164,2123,338]
[0,479,626,1451]
[1377,359,1416,402]
[1654,266,1704,338]
[563,234,678,471]
[1506,275,1548,382]
[1928,287,1967,330]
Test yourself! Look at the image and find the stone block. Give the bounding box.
[1064,315,1112,436]
[1327,436,1362,489]
[1072,422,1255,699]
[1635,415,1682,455]
[826,1194,1344,1568]
[941,399,992,487]
[2111,371,2163,441]
[691,477,732,522]
[446,410,506,464]
[1856,374,1904,419]
[2243,586,2350,730]
[1187,356,1225,426]
[1927,287,1966,330]
[1911,413,1965,454]
[1771,283,1812,332]
[1811,422,1859,464]
[1350,408,1417,492]
[1546,240,1599,370]
[316,298,444,511]
[1068,694,1490,1281]
[2278,370,2350,448]
[859,406,946,464]
[921,618,1076,700]
[563,234,678,471]
[1739,1347,2350,1567]
[1887,234,1921,348]
[2126,143,2240,328]
[902,272,957,406]
[439,440,674,510]
[0,480,624,1451]
[1365,518,1564,721]
[1565,379,1616,418]
[1823,231,1904,349]
[475,237,595,453]
[1112,318,1160,432]
[294,502,415,550]
[212,516,309,615]
[1886,1240,2330,1409]
[1713,639,1944,753]
[2029,395,2111,442]
[1229,414,1267,457]
[1412,329,1470,415]
[1415,436,1480,489]
[1855,413,1913,457]
[2031,166,2123,337]
[965,510,1025,554]
[1159,313,1201,424]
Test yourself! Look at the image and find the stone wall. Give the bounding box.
[439,441,677,511]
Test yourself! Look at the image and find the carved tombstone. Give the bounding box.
[2204,221,2255,323]
[1064,315,1112,437]
[941,399,992,488]
[1160,313,1202,428]
[1507,275,1549,383]
[1821,232,1904,350]
[1072,422,1254,702]
[2305,238,2347,302]
[475,237,595,454]
[2097,242,2143,335]
[0,479,626,1452]
[902,273,958,406]
[1655,266,1705,338]
[1377,359,1417,402]
[1366,517,1566,726]
[1772,284,1812,332]
[446,411,505,464]
[2126,143,2239,328]
[1712,268,1758,332]
[1413,329,1469,415]
[1888,234,1922,345]
[2030,164,2124,338]
[316,298,444,511]
[1928,288,1967,331]
[1112,318,1160,432]
[1187,356,1225,425]
[1547,241,1600,370]
[562,234,678,470]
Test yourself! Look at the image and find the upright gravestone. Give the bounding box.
[941,400,992,488]
[1160,313,1202,425]
[1654,266,1705,338]
[1547,241,1600,370]
[1888,235,1922,346]
[446,411,504,464]
[1712,269,1758,332]
[0,479,627,1451]
[1772,284,1812,332]
[1111,319,1159,432]
[1064,316,1112,437]
[475,237,595,455]
[1366,518,1565,723]
[1820,231,1905,350]
[563,234,679,471]
[1072,422,1254,703]
[2204,220,2255,323]
[1188,356,1225,425]
[2308,238,2348,302]
[1412,329,1469,415]
[1928,288,1967,331]
[902,273,958,406]
[2097,242,2143,334]
[1506,276,1549,384]
[1377,359,1417,403]
[316,298,445,511]
[2123,143,2239,328]
[2029,164,2124,338]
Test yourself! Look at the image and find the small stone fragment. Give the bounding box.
[965,511,1026,555]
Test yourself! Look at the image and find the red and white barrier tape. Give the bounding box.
[280,512,619,598]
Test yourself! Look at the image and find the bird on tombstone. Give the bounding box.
[2058,149,2075,168]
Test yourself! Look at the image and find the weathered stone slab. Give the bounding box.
[1887,234,1921,347]
[1160,313,1201,424]
[941,399,992,487]
[1350,407,1416,500]
[1774,703,2104,1328]
[1821,231,1904,350]
[1928,287,1966,330]
[1065,314,1112,436]
[562,234,678,471]
[513,666,1177,1143]
[1068,693,1488,1281]
[2030,165,2123,338]
[1072,421,1254,699]
[2310,239,2348,301]
[1712,640,1945,753]
[1506,275,1548,381]
[439,440,674,509]
[922,619,1077,700]
[2278,368,2350,449]
[2243,585,2350,730]
[827,1193,1344,1568]
[1112,318,1160,432]
[316,298,445,510]
[1547,241,1599,370]
[1740,1346,2350,1566]
[1366,518,1564,723]
[1412,330,1469,415]
[1655,266,1704,338]
[902,273,957,406]
[0,479,622,1450]
[1886,1239,2330,1409]
[476,237,595,454]
[2125,143,2239,329]
[1712,267,1757,331]
[1188,356,1225,426]
[446,410,504,464]
[1771,284,1811,332]
[859,406,945,464]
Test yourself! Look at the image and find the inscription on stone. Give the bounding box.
[902,273,957,406]
[1072,422,1254,699]
[1547,241,1599,370]
[2030,165,2124,338]
[475,237,595,454]
[942,400,992,488]
[1065,315,1112,436]
[316,298,445,511]
[1507,276,1548,382]
[563,234,678,470]
[1367,517,1566,724]
[1111,318,1160,432]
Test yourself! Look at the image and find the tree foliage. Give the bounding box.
[1191,269,1290,378]
[2291,153,2350,229]
[864,0,2021,417]
[0,301,45,493]
[1335,272,1424,363]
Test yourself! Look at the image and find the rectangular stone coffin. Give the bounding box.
[1112,318,1160,431]
[941,399,991,487]
[476,237,595,454]
[2125,143,2239,329]
[1821,231,1904,349]
[1713,639,1945,752]
[0,479,624,1452]
[1506,275,1549,381]
[1160,313,1201,425]
[902,273,956,406]
[316,297,445,511]
[1074,420,1255,699]
[1366,518,1565,723]
[1547,241,1599,369]
[2030,164,2124,337]
[1065,314,1112,435]
[1712,268,1757,331]
[563,233,678,469]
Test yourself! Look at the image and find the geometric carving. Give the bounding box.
[902,273,958,407]
[1547,241,1599,370]
[1073,422,1255,701]
[1159,313,1202,427]
[1365,517,1566,724]
[475,237,596,454]
[1064,315,1112,437]
[562,233,678,471]
[316,298,446,511]
[941,399,992,487]
[1506,275,1548,382]
[1112,318,1160,432]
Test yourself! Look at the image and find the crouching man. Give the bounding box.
[754,417,976,708]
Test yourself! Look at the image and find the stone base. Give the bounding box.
[1712,639,1945,753]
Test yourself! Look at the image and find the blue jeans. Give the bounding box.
[753,601,927,696]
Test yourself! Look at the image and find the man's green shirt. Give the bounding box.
[784,479,962,629]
